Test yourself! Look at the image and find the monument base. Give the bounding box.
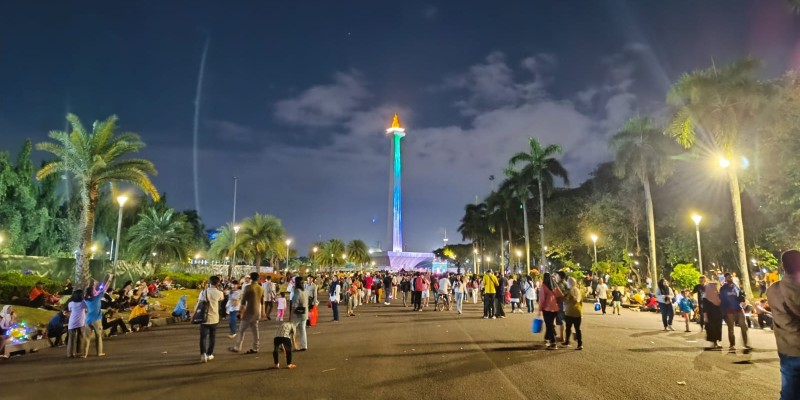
[371,251,435,272]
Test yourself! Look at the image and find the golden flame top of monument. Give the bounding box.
[391,113,402,129]
[386,113,405,135]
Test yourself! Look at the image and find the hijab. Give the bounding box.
[173,295,187,313]
[704,281,721,306]
[1,305,13,329]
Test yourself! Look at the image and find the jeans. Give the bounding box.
[494,294,505,317]
[332,301,339,321]
[543,311,558,344]
[483,294,495,317]
[564,315,582,346]
[273,337,293,365]
[67,328,81,357]
[455,292,464,313]
[659,303,674,328]
[234,318,259,351]
[526,298,534,313]
[402,291,409,306]
[412,291,422,310]
[599,298,607,314]
[780,353,800,400]
[293,317,308,350]
[199,323,217,356]
[724,312,749,348]
[228,312,238,334]
[82,320,103,356]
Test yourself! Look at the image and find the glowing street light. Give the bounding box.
[230,224,240,274]
[590,234,599,270]
[719,157,731,169]
[285,239,292,271]
[515,250,522,270]
[692,214,704,275]
[112,194,129,288]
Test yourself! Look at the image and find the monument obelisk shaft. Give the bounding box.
[387,113,405,252]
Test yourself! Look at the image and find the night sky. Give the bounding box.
[1,1,799,253]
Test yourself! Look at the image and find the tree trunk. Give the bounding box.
[538,179,546,273]
[728,170,753,299]
[77,185,99,289]
[522,198,531,275]
[643,176,658,293]
[255,254,262,274]
[499,226,504,276]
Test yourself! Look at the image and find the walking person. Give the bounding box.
[271,321,297,369]
[538,273,562,349]
[482,270,499,319]
[82,285,105,358]
[509,278,522,314]
[292,276,309,351]
[656,279,676,331]
[595,278,609,315]
[262,279,276,321]
[611,286,622,315]
[494,274,508,318]
[400,276,411,307]
[719,272,750,351]
[383,274,394,305]
[767,250,800,399]
[563,277,583,350]
[453,274,465,315]
[703,278,724,349]
[693,276,707,331]
[229,272,264,354]
[678,289,695,333]
[329,275,341,322]
[391,274,399,303]
[523,276,536,313]
[347,279,358,316]
[66,289,86,358]
[227,282,240,338]
[412,272,424,311]
[199,275,224,363]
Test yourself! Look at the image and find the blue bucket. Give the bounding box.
[532,317,543,334]
[594,302,601,312]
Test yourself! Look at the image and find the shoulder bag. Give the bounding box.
[192,289,209,324]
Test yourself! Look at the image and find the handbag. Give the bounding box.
[532,316,543,333]
[594,299,601,312]
[192,289,209,324]
[293,306,306,315]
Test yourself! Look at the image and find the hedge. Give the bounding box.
[152,272,207,289]
[0,272,61,303]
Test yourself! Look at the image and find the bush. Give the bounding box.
[0,272,61,303]
[670,263,702,290]
[152,272,207,289]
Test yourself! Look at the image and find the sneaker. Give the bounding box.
[667,326,675,331]
[577,345,583,350]
[207,354,214,361]
[228,333,237,339]
[483,316,488,319]
[491,316,497,319]
[201,354,208,363]
[499,316,506,319]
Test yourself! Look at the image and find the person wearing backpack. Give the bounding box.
[767,250,800,399]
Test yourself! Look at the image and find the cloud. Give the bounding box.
[206,120,255,144]
[274,71,369,127]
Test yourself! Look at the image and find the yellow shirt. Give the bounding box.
[128,305,148,321]
[482,274,499,294]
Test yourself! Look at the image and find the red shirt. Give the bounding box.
[30,287,51,301]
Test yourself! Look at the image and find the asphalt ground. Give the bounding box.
[1,297,781,400]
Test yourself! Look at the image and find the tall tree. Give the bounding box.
[36,114,159,287]
[126,208,194,273]
[0,141,48,254]
[611,116,675,292]
[666,58,769,298]
[346,239,371,270]
[318,239,345,273]
[237,213,284,271]
[509,137,569,273]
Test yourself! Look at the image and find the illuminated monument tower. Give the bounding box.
[373,114,434,271]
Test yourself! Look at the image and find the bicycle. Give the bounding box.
[435,293,452,312]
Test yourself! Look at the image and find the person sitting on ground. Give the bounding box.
[643,294,658,312]
[128,299,151,332]
[631,289,645,306]
[1,305,18,355]
[47,309,68,347]
[147,281,161,298]
[172,295,190,321]
[755,299,773,329]
[29,282,58,309]
[159,277,174,291]
[102,308,129,336]
[60,279,74,296]
[115,281,133,310]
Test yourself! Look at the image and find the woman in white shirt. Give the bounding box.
[522,276,537,313]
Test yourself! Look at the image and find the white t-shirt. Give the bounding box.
[596,283,609,299]
[227,290,240,312]
[438,278,451,295]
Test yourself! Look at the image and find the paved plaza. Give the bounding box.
[2,300,781,400]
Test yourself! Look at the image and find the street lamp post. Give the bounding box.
[516,250,522,272]
[473,249,479,275]
[590,234,598,271]
[342,254,347,273]
[692,214,704,276]
[112,195,128,289]
[230,224,240,278]
[312,246,318,274]
[285,239,292,273]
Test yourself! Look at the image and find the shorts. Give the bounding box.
[612,301,621,308]
[421,291,429,299]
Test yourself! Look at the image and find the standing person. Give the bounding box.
[226,282,240,338]
[495,274,508,319]
[82,286,105,358]
[276,293,287,321]
[412,272,424,311]
[347,278,358,317]
[563,277,583,350]
[678,289,695,333]
[391,274,399,303]
[482,271,499,319]
[364,273,373,304]
[656,279,676,331]
[595,278,609,315]
[262,279,276,321]
[66,289,86,358]
[230,272,264,354]
[383,274,394,305]
[400,276,411,307]
[271,321,297,369]
[453,274,465,315]
[538,273,562,349]
[703,278,723,349]
[556,271,568,342]
[611,286,623,315]
[693,276,707,332]
[329,275,341,322]
[523,276,536,314]
[421,273,431,308]
[509,278,522,314]
[292,276,309,351]
[199,275,225,363]
[719,272,749,351]
[767,250,800,399]
[471,277,480,304]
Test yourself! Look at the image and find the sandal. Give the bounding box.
[245,349,258,354]
[228,347,240,353]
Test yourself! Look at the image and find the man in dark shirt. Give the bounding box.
[693,276,707,331]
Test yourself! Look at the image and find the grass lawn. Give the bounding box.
[1,305,56,328]
[149,288,201,316]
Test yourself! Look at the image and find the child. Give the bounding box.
[272,321,296,369]
[678,289,694,332]
[276,292,287,321]
[66,290,87,358]
[611,287,623,315]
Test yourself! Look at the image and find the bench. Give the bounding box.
[3,338,50,357]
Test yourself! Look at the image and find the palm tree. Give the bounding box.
[319,239,345,273]
[666,58,769,299]
[458,202,490,257]
[309,241,325,273]
[611,116,675,293]
[346,239,371,270]
[209,224,253,277]
[126,208,194,273]
[36,114,159,287]
[238,213,285,272]
[509,138,569,273]
[503,167,533,273]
